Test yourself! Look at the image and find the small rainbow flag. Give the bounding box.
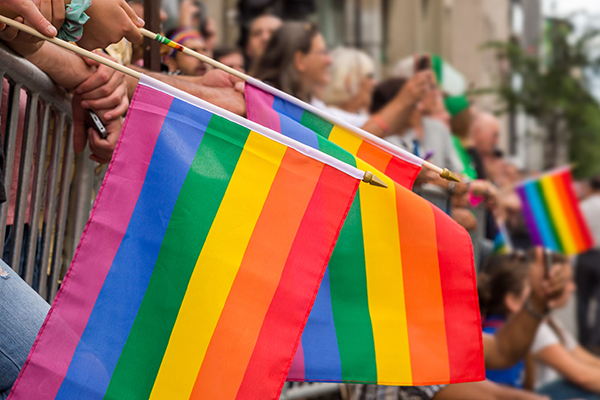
[8,76,362,400]
[515,167,593,255]
[493,222,513,254]
[246,82,484,385]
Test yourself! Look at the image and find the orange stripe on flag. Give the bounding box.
[395,183,450,382]
[189,148,324,400]
[553,174,586,252]
[356,141,392,175]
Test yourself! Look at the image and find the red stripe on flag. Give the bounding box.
[559,170,594,250]
[432,207,485,382]
[234,165,359,400]
[189,148,325,400]
[385,156,421,190]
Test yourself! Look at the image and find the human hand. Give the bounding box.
[451,207,477,231]
[529,248,571,313]
[394,70,434,109]
[72,92,126,163]
[77,0,144,50]
[0,0,59,36]
[199,69,245,93]
[75,51,128,121]
[414,168,437,187]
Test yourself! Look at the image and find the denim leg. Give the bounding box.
[0,259,49,399]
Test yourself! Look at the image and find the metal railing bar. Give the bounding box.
[49,121,73,301]
[0,44,71,116]
[0,81,22,250]
[11,92,39,275]
[38,111,64,300]
[24,104,51,288]
[280,383,341,400]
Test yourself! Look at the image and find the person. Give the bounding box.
[0,0,60,36]
[477,253,535,389]
[352,247,570,400]
[244,14,282,69]
[214,46,245,73]
[576,175,600,351]
[253,21,433,141]
[313,47,376,128]
[163,27,210,76]
[471,112,501,178]
[531,262,600,400]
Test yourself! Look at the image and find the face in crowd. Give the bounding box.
[246,15,282,61]
[471,112,501,157]
[293,33,333,95]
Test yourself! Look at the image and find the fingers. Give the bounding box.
[76,66,115,96]
[121,1,144,44]
[88,92,128,121]
[0,17,21,41]
[51,0,64,29]
[11,0,57,36]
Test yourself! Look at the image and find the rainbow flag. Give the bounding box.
[246,78,423,189]
[515,167,593,255]
[8,76,362,400]
[493,222,513,254]
[246,82,485,385]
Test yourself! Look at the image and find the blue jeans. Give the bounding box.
[0,259,49,399]
[537,379,600,400]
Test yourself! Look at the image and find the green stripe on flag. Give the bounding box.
[103,115,251,399]
[301,111,334,139]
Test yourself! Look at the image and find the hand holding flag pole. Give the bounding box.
[0,14,387,188]
[138,28,461,183]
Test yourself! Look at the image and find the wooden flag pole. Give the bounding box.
[139,28,461,183]
[0,15,386,188]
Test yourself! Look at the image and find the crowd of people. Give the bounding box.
[0,1,600,400]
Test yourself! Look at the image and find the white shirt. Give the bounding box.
[310,98,370,129]
[580,194,600,249]
[531,320,577,389]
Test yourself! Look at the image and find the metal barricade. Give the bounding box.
[0,43,93,303]
[279,382,344,399]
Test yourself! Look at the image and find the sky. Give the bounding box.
[543,0,600,18]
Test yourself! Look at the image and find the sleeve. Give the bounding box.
[531,322,560,354]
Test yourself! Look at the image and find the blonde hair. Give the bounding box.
[322,47,374,106]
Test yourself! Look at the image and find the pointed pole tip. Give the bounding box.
[440,168,461,182]
[362,171,388,188]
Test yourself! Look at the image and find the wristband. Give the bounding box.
[57,0,92,42]
[525,299,548,320]
[372,115,389,133]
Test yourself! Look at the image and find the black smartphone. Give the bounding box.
[86,110,108,139]
[416,55,431,72]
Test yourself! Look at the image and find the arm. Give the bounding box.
[483,248,569,369]
[361,71,432,137]
[25,42,94,89]
[535,343,600,393]
[125,67,246,116]
[572,344,600,369]
[433,380,549,400]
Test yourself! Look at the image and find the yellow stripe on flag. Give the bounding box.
[328,125,363,155]
[355,159,413,384]
[540,176,577,255]
[149,131,287,400]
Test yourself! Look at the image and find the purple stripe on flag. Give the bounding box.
[516,185,543,246]
[288,341,305,381]
[245,84,281,132]
[8,85,173,400]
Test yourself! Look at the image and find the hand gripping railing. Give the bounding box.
[0,43,93,302]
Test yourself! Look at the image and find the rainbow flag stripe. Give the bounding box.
[246,77,423,189]
[246,83,485,385]
[516,167,593,255]
[8,76,361,400]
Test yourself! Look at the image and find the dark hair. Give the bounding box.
[214,47,242,61]
[370,78,406,114]
[251,21,320,101]
[591,175,600,191]
[478,253,531,319]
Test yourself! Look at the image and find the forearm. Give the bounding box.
[485,300,545,368]
[126,66,246,116]
[362,97,413,138]
[26,42,94,90]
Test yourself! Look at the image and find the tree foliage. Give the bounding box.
[482,18,600,178]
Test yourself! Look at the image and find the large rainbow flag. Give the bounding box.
[8,76,363,400]
[246,82,485,385]
[515,167,593,255]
